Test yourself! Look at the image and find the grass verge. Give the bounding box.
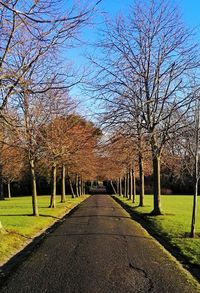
[0,195,89,265]
[113,195,200,274]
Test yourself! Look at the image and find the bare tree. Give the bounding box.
[88,0,200,214]
[179,98,200,237]
[0,0,102,215]
[0,0,101,112]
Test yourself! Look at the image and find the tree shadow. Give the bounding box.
[0,214,32,217]
[48,232,151,240]
[79,206,122,209]
[0,214,60,219]
[70,215,131,219]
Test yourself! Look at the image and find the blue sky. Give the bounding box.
[75,0,200,56]
[98,0,200,27]
[67,0,200,116]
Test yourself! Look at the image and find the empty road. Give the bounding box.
[0,195,199,293]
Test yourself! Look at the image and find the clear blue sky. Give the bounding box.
[67,0,200,116]
[72,0,200,58]
[98,0,200,27]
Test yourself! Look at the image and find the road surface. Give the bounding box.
[0,194,199,292]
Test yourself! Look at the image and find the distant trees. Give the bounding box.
[1,144,24,198]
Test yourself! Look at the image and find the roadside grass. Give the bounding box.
[0,195,89,265]
[114,194,200,266]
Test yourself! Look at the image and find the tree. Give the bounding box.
[38,92,75,207]
[1,144,24,198]
[0,0,100,112]
[88,0,200,214]
[179,99,200,237]
[0,0,102,215]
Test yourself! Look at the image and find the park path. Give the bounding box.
[0,194,199,293]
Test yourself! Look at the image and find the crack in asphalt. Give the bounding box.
[123,235,154,293]
[128,262,154,293]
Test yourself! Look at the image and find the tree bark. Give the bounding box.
[7,181,11,198]
[61,164,66,203]
[150,133,162,215]
[124,176,127,198]
[30,159,39,216]
[191,177,198,238]
[81,179,84,195]
[49,162,57,208]
[110,180,117,194]
[129,169,132,200]
[0,165,4,200]
[116,179,119,194]
[132,168,136,203]
[75,174,79,197]
[0,180,3,200]
[83,181,85,195]
[79,176,82,196]
[151,153,162,215]
[190,101,199,238]
[127,172,129,198]
[69,176,75,198]
[119,177,123,196]
[139,155,144,206]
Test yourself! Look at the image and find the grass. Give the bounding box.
[114,194,200,267]
[0,194,89,265]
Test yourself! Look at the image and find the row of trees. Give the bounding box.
[88,0,200,237]
[0,0,102,219]
[0,98,101,214]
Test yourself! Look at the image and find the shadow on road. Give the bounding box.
[48,232,151,239]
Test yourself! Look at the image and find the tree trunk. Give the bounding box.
[61,164,66,203]
[110,180,117,194]
[81,180,84,195]
[69,176,75,198]
[79,176,82,196]
[0,165,4,200]
[0,180,3,200]
[7,181,11,198]
[124,176,127,198]
[132,168,136,203]
[191,177,198,238]
[127,172,129,198]
[116,179,119,194]
[139,155,144,206]
[129,169,132,200]
[151,153,162,215]
[81,179,85,195]
[75,174,79,197]
[49,162,56,208]
[83,181,85,195]
[190,101,200,238]
[119,177,123,196]
[30,159,39,216]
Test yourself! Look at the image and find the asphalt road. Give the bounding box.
[0,195,199,293]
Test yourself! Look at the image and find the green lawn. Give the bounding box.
[0,195,89,265]
[115,194,200,266]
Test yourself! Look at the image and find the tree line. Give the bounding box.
[87,0,200,238]
[0,0,102,217]
[1,0,200,238]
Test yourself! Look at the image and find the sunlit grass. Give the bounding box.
[0,195,89,264]
[115,194,200,266]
